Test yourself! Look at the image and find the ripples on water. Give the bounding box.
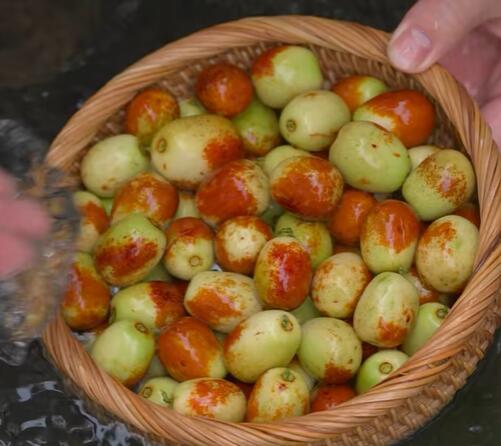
[0,342,148,446]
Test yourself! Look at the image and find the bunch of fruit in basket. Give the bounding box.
[63,45,479,422]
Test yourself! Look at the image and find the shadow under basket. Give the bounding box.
[42,16,501,446]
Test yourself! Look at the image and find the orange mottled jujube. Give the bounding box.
[361,200,420,253]
[331,75,372,111]
[258,239,312,310]
[95,238,159,283]
[310,385,356,412]
[62,261,111,331]
[125,88,179,144]
[419,219,456,251]
[405,266,441,305]
[377,317,409,345]
[203,134,243,170]
[214,216,273,274]
[324,362,354,385]
[187,280,241,327]
[196,160,262,226]
[111,173,178,226]
[157,317,221,382]
[418,155,469,205]
[251,46,287,78]
[196,62,253,117]
[165,217,213,244]
[328,189,377,246]
[187,379,242,417]
[223,322,245,355]
[147,281,187,327]
[79,201,109,234]
[271,157,344,220]
[357,89,435,147]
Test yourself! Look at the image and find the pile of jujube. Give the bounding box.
[62,45,479,422]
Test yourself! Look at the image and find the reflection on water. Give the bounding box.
[0,343,147,446]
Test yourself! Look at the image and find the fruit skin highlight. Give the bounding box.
[254,237,312,310]
[360,200,420,274]
[196,62,253,118]
[270,156,344,220]
[157,317,226,382]
[353,89,435,147]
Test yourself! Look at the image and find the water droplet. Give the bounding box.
[468,424,483,434]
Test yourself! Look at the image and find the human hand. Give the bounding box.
[0,169,50,279]
[388,0,501,148]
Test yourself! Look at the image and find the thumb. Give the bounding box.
[0,169,16,197]
[388,0,499,73]
[481,97,501,151]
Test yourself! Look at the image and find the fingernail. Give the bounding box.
[388,26,432,72]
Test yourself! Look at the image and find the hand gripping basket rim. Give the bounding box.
[42,16,501,446]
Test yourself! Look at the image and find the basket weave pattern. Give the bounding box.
[43,17,501,446]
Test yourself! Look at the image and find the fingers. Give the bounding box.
[0,232,35,279]
[0,170,51,279]
[484,19,501,40]
[438,27,500,103]
[481,96,501,151]
[0,197,51,240]
[388,0,500,72]
[0,169,16,197]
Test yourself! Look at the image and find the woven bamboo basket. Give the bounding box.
[42,16,501,446]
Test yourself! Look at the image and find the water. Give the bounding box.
[1,331,500,445]
[0,342,148,446]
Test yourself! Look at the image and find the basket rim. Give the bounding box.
[43,15,501,446]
